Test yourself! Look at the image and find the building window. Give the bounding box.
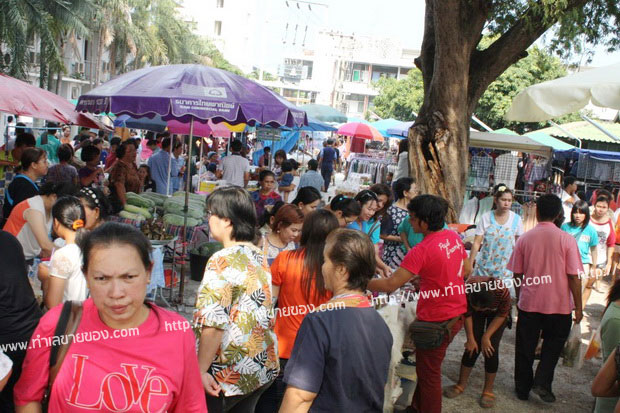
[216,0,224,7]
[214,21,222,36]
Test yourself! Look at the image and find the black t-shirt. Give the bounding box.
[284,306,392,412]
[2,176,39,223]
[0,230,42,344]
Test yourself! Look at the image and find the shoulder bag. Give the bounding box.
[41,301,83,412]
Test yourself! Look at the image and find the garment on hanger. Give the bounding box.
[474,196,494,226]
[459,197,479,225]
[470,153,494,189]
[522,202,538,232]
[494,153,519,190]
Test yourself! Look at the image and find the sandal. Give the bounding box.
[443,384,465,398]
[480,392,496,408]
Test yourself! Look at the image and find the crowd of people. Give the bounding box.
[0,121,618,413]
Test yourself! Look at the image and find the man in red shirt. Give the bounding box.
[368,195,471,413]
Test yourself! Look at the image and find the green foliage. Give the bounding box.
[373,46,582,132]
[372,69,424,121]
[483,0,619,61]
[474,46,582,133]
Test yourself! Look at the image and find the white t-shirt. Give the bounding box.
[49,243,88,302]
[218,154,250,187]
[10,196,52,260]
[561,190,578,224]
[475,210,524,237]
[0,350,12,381]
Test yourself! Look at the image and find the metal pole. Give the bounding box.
[197,136,205,192]
[165,136,173,195]
[177,118,193,307]
[549,120,582,148]
[580,114,620,142]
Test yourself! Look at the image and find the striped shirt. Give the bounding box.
[465,276,511,317]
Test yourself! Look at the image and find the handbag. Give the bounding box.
[41,301,83,412]
[409,316,460,350]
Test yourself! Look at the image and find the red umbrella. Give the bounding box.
[0,74,108,130]
[337,122,384,141]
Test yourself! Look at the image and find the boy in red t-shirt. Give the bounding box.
[368,195,471,413]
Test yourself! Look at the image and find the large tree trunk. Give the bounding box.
[408,0,487,221]
[409,0,589,222]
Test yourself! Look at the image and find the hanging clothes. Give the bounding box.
[459,197,479,225]
[470,153,494,189]
[494,153,519,190]
[474,196,494,226]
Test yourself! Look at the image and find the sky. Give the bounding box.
[182,0,618,69]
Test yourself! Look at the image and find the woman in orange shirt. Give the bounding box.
[255,209,340,413]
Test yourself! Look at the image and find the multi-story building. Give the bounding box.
[181,0,419,119]
[262,30,418,118]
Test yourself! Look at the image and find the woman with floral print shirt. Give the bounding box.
[194,186,279,413]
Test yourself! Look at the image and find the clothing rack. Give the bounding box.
[346,154,396,184]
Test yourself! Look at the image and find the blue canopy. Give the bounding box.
[554,147,620,161]
[301,117,337,132]
[370,118,409,137]
[386,121,414,138]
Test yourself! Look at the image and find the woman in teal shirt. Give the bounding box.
[561,200,598,309]
[347,190,390,276]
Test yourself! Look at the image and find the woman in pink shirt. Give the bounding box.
[14,222,207,413]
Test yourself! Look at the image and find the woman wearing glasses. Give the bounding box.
[347,190,391,277]
[324,194,361,227]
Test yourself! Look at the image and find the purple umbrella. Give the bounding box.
[76,64,307,307]
[76,64,307,127]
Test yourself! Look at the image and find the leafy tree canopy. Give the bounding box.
[373,43,583,132]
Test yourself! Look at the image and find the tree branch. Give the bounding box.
[468,0,591,111]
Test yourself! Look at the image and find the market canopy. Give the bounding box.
[386,121,414,138]
[370,118,408,137]
[553,147,620,162]
[525,131,575,150]
[470,130,552,158]
[77,64,308,127]
[0,74,107,130]
[299,104,347,123]
[506,62,620,122]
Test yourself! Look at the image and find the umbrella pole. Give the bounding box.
[177,118,193,308]
[197,136,204,192]
[166,137,173,195]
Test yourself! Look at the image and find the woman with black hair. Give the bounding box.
[77,187,110,230]
[291,186,321,217]
[3,147,48,221]
[44,196,88,309]
[255,209,340,412]
[3,182,76,262]
[393,139,410,182]
[45,144,78,186]
[195,187,279,412]
[595,280,620,412]
[469,184,523,292]
[380,177,417,269]
[108,141,141,212]
[14,222,207,412]
[324,194,361,227]
[0,229,42,412]
[561,200,599,308]
[369,183,392,222]
[280,229,392,412]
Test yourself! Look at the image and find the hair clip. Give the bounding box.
[72,219,85,230]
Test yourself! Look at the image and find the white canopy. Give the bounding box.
[505,62,620,122]
[470,131,552,158]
